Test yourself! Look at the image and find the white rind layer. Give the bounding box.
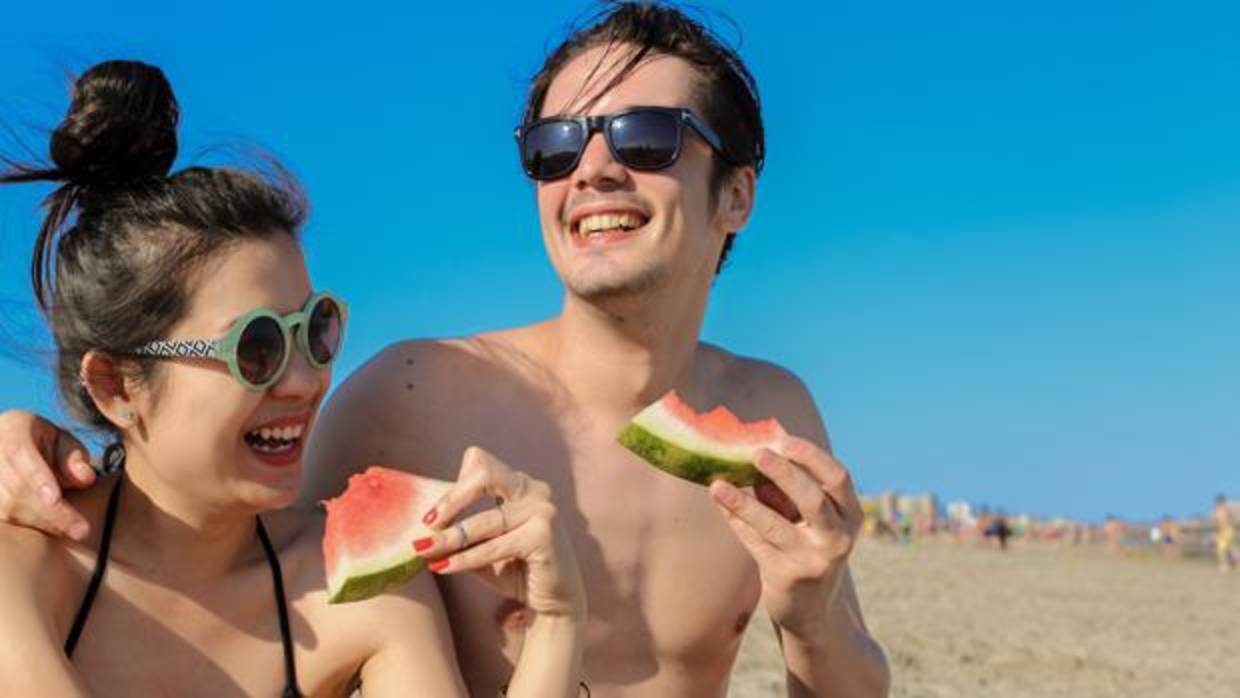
[326,518,429,597]
[632,400,780,461]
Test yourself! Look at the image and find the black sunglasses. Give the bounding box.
[515,106,735,181]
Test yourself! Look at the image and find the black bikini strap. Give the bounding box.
[255,516,303,698]
[64,476,124,658]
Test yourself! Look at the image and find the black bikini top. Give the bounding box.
[64,476,304,698]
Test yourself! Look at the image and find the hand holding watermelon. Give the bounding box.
[708,435,864,642]
[415,446,586,620]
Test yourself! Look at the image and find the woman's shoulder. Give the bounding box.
[258,506,326,583]
[0,474,116,586]
[0,478,120,620]
[0,517,60,567]
[0,518,77,612]
[268,507,459,686]
[272,507,443,620]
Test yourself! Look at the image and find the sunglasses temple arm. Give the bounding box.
[130,338,224,360]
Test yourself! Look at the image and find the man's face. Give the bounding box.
[534,44,733,301]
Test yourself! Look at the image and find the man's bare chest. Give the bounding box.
[438,421,763,657]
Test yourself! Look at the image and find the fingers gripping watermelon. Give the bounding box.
[322,466,452,604]
[618,390,787,486]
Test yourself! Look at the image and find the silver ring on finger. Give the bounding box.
[454,520,469,548]
[496,504,509,535]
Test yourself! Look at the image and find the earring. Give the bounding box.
[118,408,131,423]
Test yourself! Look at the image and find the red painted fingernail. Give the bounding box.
[422,508,438,526]
[428,558,450,573]
[413,537,434,553]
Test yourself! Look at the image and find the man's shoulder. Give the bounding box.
[699,342,828,443]
[348,337,483,388]
[307,328,553,486]
[701,342,815,402]
[345,326,548,397]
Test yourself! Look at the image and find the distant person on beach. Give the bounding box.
[983,515,1013,550]
[1103,515,1125,555]
[1215,495,1236,572]
[1157,516,1182,560]
[0,4,889,696]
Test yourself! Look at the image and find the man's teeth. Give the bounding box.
[576,212,645,235]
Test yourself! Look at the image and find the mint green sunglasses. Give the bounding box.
[130,292,347,391]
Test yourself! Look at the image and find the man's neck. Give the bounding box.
[545,280,713,420]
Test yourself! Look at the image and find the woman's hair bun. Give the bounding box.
[49,60,179,187]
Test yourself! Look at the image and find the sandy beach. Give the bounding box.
[730,539,1240,697]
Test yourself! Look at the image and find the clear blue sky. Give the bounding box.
[0,1,1236,523]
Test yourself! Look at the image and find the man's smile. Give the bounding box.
[568,204,651,247]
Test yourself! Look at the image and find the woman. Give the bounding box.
[0,60,585,697]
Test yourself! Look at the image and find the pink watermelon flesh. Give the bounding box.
[618,390,786,486]
[322,466,453,604]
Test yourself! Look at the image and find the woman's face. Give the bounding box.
[125,234,330,514]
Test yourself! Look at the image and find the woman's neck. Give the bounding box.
[100,457,266,585]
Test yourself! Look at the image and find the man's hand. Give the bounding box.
[709,434,862,639]
[0,411,96,540]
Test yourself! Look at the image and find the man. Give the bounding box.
[1215,495,1235,573]
[0,4,889,696]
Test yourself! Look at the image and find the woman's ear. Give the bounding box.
[79,350,136,428]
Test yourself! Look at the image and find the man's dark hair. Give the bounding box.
[523,1,764,275]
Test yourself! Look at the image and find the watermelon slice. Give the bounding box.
[618,390,787,486]
[322,466,452,604]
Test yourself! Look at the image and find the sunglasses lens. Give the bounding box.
[609,111,680,169]
[307,296,344,366]
[236,316,286,387]
[522,120,585,179]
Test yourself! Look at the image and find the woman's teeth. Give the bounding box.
[244,424,304,454]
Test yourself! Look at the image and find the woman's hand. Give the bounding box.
[414,446,585,620]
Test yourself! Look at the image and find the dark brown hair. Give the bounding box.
[1,60,307,432]
[523,1,764,273]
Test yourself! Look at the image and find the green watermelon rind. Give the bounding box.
[618,422,767,487]
[324,468,452,605]
[328,554,428,604]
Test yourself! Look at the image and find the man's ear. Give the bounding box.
[79,351,137,428]
[716,165,756,236]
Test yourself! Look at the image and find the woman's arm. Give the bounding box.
[0,525,93,696]
[349,570,470,697]
[415,446,587,698]
[504,612,585,698]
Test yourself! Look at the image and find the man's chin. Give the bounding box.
[565,265,666,302]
